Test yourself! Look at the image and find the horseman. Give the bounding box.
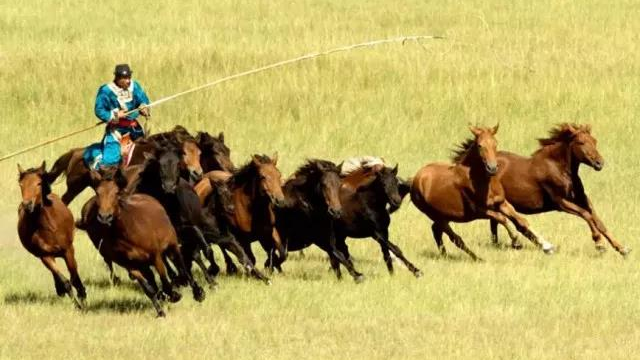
[84,64,150,169]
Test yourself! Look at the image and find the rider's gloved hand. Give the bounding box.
[139,105,150,117]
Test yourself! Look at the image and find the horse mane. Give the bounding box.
[294,159,340,178]
[450,138,476,163]
[229,154,272,187]
[19,167,53,206]
[537,123,591,147]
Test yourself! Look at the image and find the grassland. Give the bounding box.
[1,0,639,359]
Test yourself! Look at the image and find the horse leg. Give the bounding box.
[141,267,159,294]
[193,250,218,287]
[223,240,271,285]
[441,223,483,261]
[40,256,83,309]
[104,258,121,286]
[497,202,555,254]
[189,226,216,267]
[61,180,86,205]
[129,268,166,317]
[560,197,630,256]
[373,229,422,278]
[63,247,87,307]
[328,232,364,283]
[431,223,446,256]
[162,253,178,282]
[154,255,181,303]
[220,247,238,275]
[167,244,205,302]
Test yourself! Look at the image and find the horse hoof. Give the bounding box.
[511,242,524,250]
[168,291,182,303]
[413,270,424,278]
[207,266,220,278]
[620,247,632,257]
[474,257,485,262]
[227,265,239,275]
[354,274,365,284]
[543,247,555,255]
[112,276,122,286]
[192,287,206,302]
[156,310,166,318]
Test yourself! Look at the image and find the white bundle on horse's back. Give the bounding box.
[340,156,385,176]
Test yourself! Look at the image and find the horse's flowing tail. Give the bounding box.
[48,148,77,183]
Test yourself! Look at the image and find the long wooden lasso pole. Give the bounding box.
[0,35,443,163]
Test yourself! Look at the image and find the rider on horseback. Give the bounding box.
[83,64,150,169]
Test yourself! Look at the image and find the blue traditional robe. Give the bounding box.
[84,80,150,169]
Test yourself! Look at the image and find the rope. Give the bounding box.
[0,35,443,163]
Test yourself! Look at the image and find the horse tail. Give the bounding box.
[48,149,76,183]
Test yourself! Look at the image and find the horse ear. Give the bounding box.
[89,169,102,183]
[39,161,47,173]
[491,123,500,135]
[271,152,278,165]
[17,163,24,174]
[115,168,128,189]
[392,164,398,175]
[583,124,592,133]
[218,132,225,143]
[566,123,578,134]
[468,125,482,136]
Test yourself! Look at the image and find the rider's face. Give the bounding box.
[115,76,131,89]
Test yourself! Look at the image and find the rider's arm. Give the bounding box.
[133,81,151,116]
[94,86,118,122]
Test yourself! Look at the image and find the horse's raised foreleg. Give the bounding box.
[41,256,83,309]
[441,223,483,261]
[496,202,555,254]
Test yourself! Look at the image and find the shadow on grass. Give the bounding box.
[418,250,475,262]
[85,297,152,314]
[84,277,140,292]
[4,291,62,306]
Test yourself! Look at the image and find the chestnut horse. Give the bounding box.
[489,123,630,256]
[17,162,86,309]
[411,125,555,260]
[47,127,204,205]
[82,167,204,317]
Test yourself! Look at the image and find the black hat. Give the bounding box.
[114,64,132,78]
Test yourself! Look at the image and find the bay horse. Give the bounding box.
[47,127,204,205]
[273,160,349,277]
[216,154,287,271]
[17,162,86,309]
[335,162,422,278]
[410,125,555,261]
[489,123,630,256]
[83,166,204,317]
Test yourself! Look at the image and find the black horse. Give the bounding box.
[335,165,422,278]
[196,131,236,173]
[274,160,371,282]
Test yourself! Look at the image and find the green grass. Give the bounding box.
[1,0,639,359]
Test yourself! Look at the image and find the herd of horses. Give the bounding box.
[16,123,630,316]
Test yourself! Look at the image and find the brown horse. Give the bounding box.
[17,162,86,309]
[410,125,555,260]
[48,129,203,205]
[489,123,630,256]
[81,167,204,317]
[219,154,287,269]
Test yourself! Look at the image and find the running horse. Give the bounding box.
[410,125,555,260]
[17,162,86,309]
[489,123,630,256]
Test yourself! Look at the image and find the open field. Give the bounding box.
[1,0,639,359]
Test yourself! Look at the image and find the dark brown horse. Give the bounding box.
[48,128,204,205]
[489,123,630,256]
[17,162,86,309]
[81,167,204,317]
[196,131,236,173]
[410,125,555,260]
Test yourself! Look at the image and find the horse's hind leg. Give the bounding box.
[41,256,83,309]
[441,223,483,261]
[63,247,87,306]
[193,250,218,287]
[490,219,522,249]
[129,268,166,317]
[141,267,159,293]
[154,255,181,303]
[431,223,446,256]
[61,179,87,205]
[373,229,422,278]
